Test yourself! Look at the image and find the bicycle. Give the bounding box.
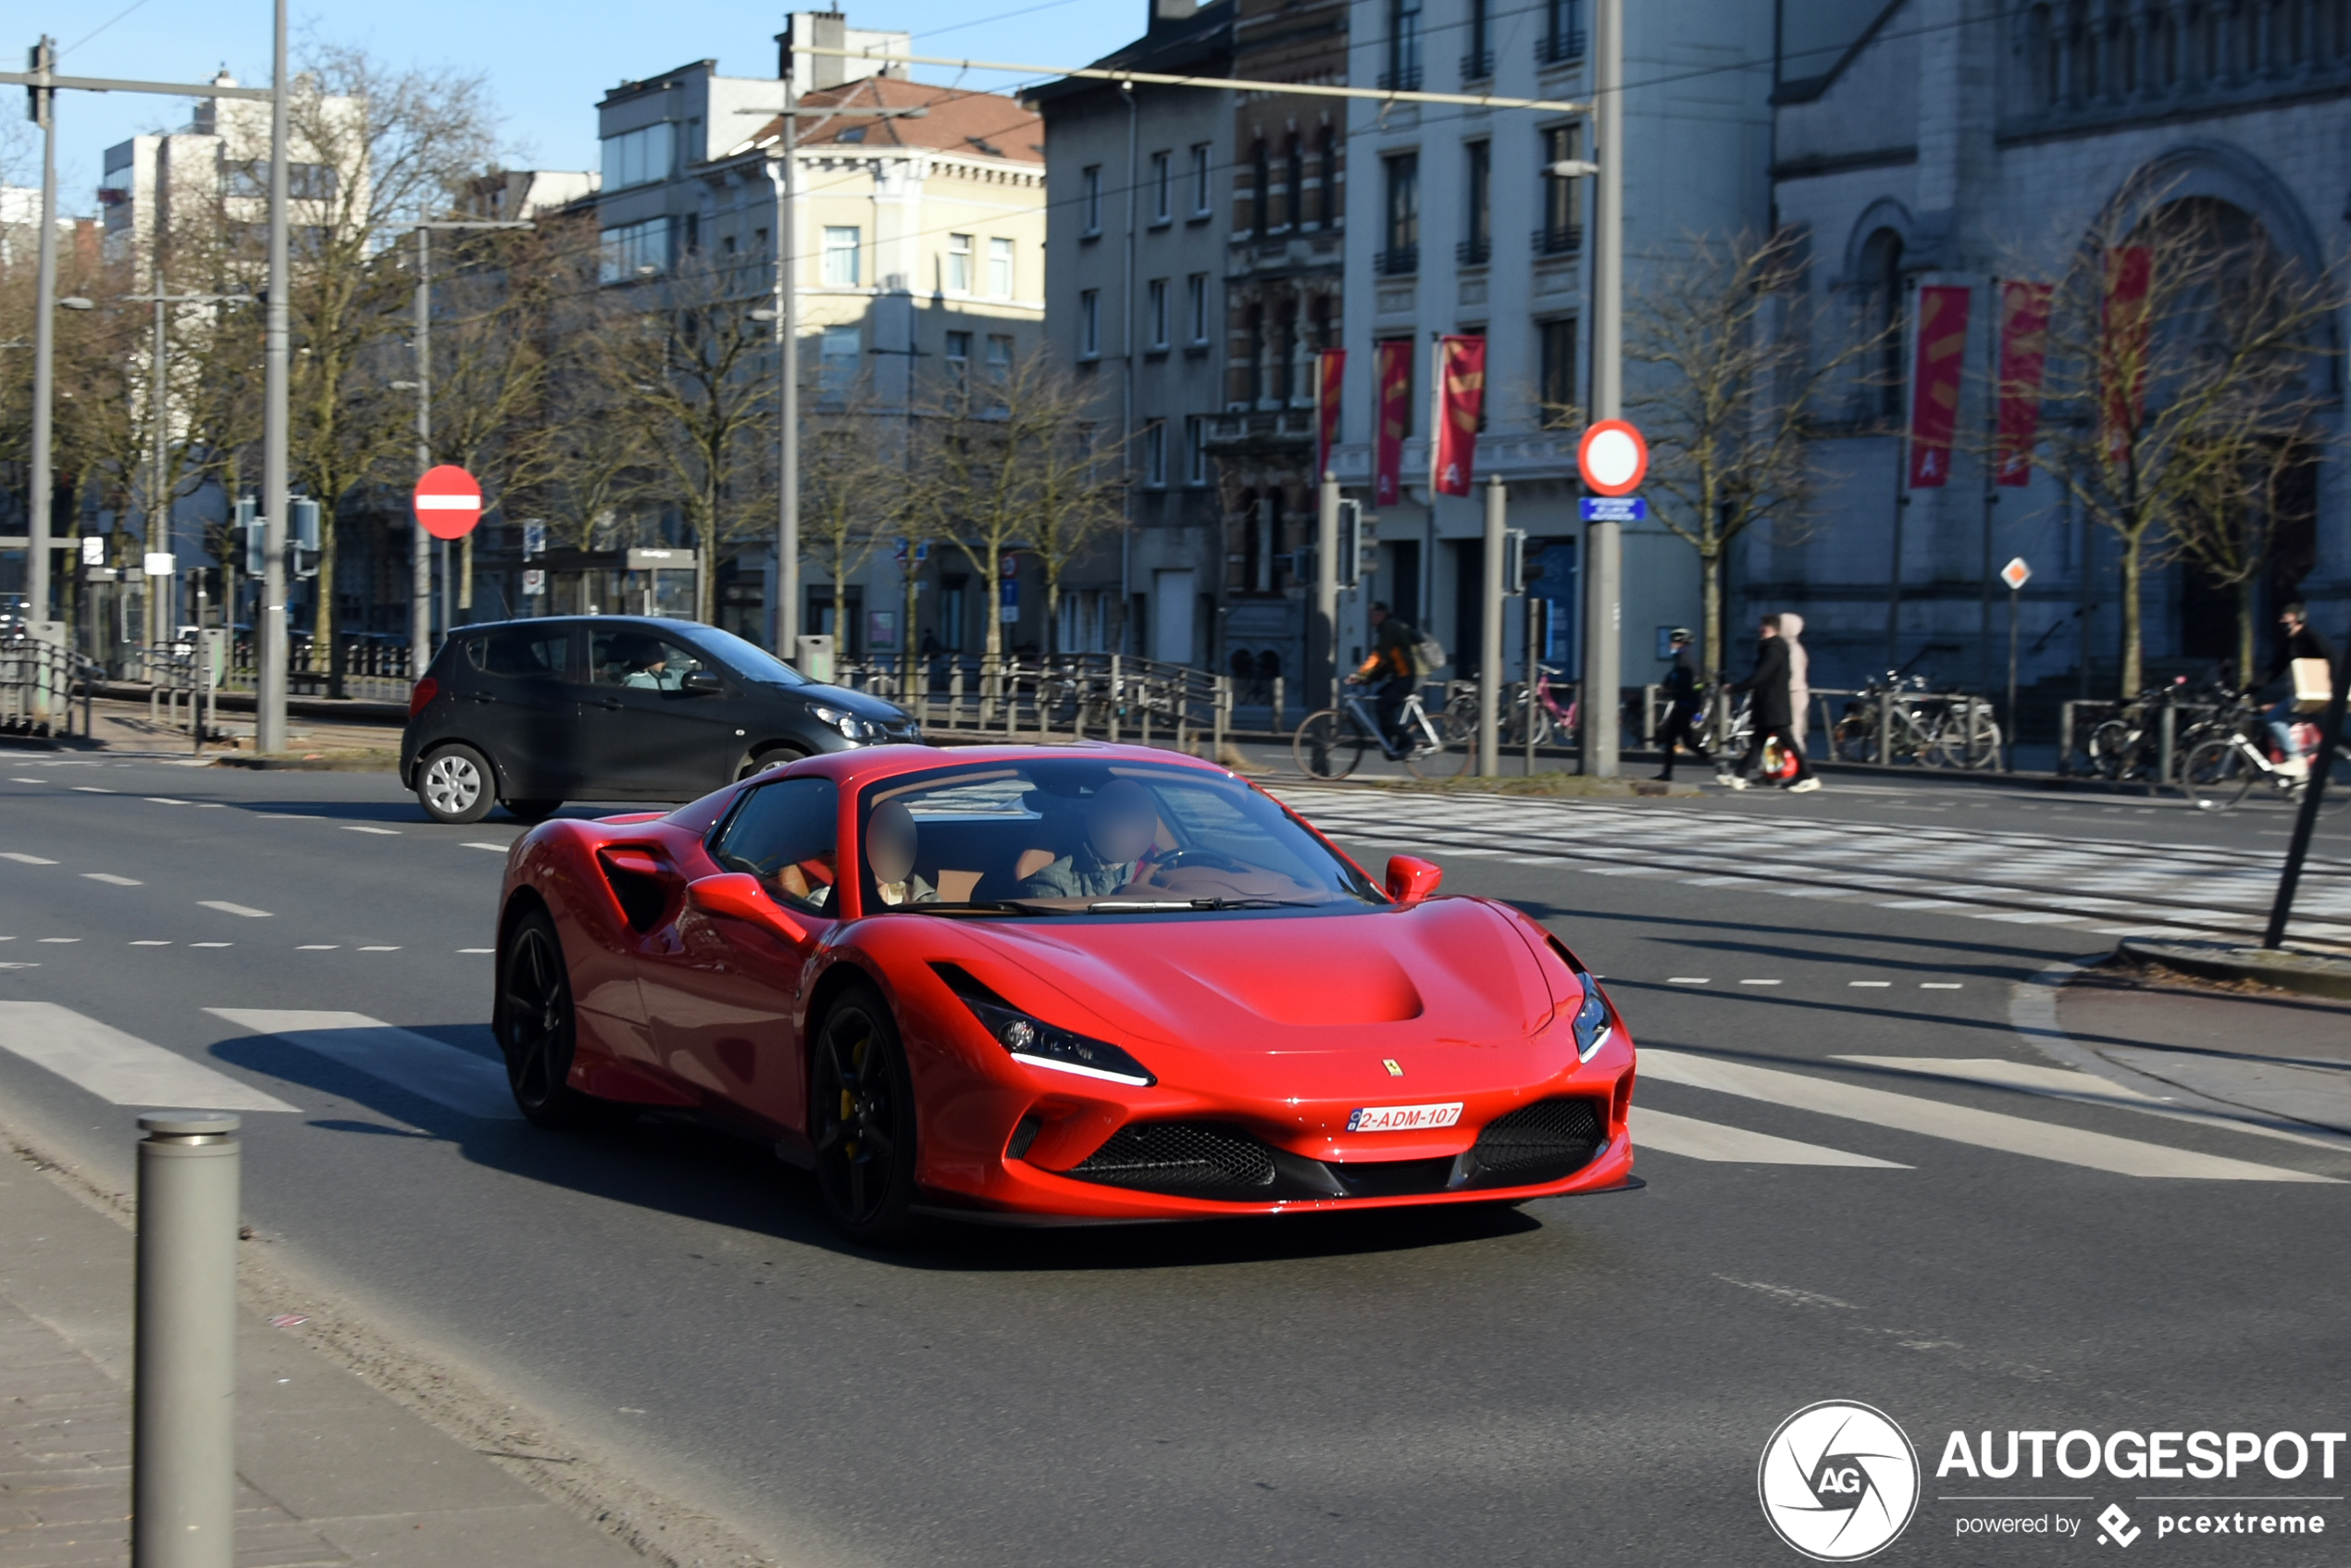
[1293,680,1474,780]
[1832,673,2004,769]
[2179,697,2351,814]
[1489,665,1579,748]
[2084,676,2219,782]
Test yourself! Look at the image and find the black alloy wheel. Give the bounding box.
[496,907,617,1128]
[737,743,809,781]
[504,799,562,824]
[810,982,921,1243]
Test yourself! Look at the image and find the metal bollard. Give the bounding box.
[133,1112,241,1568]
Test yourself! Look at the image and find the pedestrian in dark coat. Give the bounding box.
[1727,614,1817,791]
[1653,628,1716,781]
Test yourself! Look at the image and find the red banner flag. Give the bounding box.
[1994,280,2052,487]
[1430,335,1486,498]
[1313,348,1346,480]
[1374,340,1412,507]
[1905,285,1971,488]
[2100,244,2153,464]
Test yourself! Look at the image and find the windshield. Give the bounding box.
[683,624,809,687]
[856,760,1383,915]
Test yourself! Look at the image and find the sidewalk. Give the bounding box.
[0,1148,646,1568]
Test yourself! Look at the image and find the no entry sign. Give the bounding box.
[1577,420,1648,498]
[413,465,483,540]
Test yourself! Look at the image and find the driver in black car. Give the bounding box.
[1017,778,1160,899]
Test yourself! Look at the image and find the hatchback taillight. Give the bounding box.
[408,677,439,718]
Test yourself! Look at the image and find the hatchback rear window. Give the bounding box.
[467,627,568,681]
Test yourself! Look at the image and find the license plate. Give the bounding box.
[1346,1101,1463,1133]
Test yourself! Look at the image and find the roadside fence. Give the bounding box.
[832,653,1231,757]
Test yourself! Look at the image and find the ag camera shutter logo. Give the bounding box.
[1759,1400,1921,1561]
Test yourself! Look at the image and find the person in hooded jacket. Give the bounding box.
[1782,612,1811,752]
[1726,613,1819,791]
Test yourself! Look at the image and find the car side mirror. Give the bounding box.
[1385,854,1443,904]
[686,872,808,943]
[680,669,724,695]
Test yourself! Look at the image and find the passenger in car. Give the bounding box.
[865,799,936,907]
[1016,778,1157,899]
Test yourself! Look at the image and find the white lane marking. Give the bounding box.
[37,939,80,944]
[1835,1057,2170,1113]
[462,842,508,852]
[1633,1107,1909,1167]
[1738,978,1783,987]
[358,946,401,952]
[342,826,401,836]
[1878,898,1965,909]
[130,940,171,946]
[457,947,492,953]
[0,963,36,970]
[1968,910,2084,925]
[146,797,189,805]
[0,1002,299,1113]
[1848,980,1892,988]
[189,942,232,949]
[296,945,339,952]
[82,873,143,887]
[205,1009,516,1121]
[1666,977,1710,985]
[1638,1049,2332,1182]
[195,803,225,809]
[9,778,42,784]
[199,901,272,918]
[1921,982,1963,989]
[1,853,58,865]
[69,786,115,794]
[255,813,320,819]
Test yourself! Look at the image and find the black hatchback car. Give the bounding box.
[399,616,918,824]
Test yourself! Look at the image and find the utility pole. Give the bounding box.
[1316,476,1340,709]
[1581,0,1624,778]
[25,37,57,629]
[1478,475,1506,777]
[258,0,292,753]
[127,283,254,652]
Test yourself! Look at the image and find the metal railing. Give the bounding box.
[1531,222,1584,257]
[2056,693,2231,784]
[830,653,1230,758]
[0,634,95,740]
[223,632,413,703]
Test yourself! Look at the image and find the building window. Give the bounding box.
[1283,135,1303,230]
[1862,230,1906,420]
[1460,141,1491,266]
[1186,415,1210,485]
[597,216,671,283]
[1316,127,1339,227]
[1462,0,1493,80]
[1144,420,1167,487]
[1380,153,1419,274]
[1246,304,1266,404]
[1082,165,1103,234]
[1147,279,1169,350]
[944,330,972,382]
[1190,143,1213,216]
[822,226,862,286]
[599,122,675,191]
[1377,335,1415,435]
[1274,303,1299,403]
[1079,288,1101,358]
[1187,272,1210,343]
[946,232,972,292]
[989,236,1014,297]
[1250,139,1270,234]
[820,325,861,396]
[1151,150,1172,222]
[1537,317,1577,423]
[987,334,1014,379]
[1384,0,1424,90]
[1536,125,1584,255]
[1539,0,1585,64]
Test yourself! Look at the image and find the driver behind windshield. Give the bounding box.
[1017,778,1158,899]
[865,799,936,907]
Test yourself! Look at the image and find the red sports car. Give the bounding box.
[492,743,1637,1239]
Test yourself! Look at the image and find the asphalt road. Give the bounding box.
[1,753,2345,1567]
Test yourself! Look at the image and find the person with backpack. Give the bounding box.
[1348,602,1424,753]
[1653,628,1717,782]
[1726,613,1819,792]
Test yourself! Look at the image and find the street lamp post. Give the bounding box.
[26,36,59,629]
[1581,0,1624,779]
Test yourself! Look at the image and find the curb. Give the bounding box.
[2116,939,2351,1002]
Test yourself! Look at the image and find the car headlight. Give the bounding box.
[1570,975,1613,1063]
[956,994,1157,1087]
[809,703,877,741]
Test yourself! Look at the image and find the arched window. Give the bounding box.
[1860,228,1905,421]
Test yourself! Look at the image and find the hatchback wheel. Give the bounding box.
[736,744,808,781]
[418,743,495,824]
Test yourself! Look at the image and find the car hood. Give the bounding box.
[788,681,908,722]
[947,897,1561,1054]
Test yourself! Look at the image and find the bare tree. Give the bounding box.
[2031,194,2338,697]
[1627,230,1893,678]
[798,398,914,645]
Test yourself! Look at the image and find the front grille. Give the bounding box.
[1067,1121,1276,1198]
[1471,1096,1606,1186]
[1330,1155,1457,1199]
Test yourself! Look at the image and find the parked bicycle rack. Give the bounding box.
[0,634,95,741]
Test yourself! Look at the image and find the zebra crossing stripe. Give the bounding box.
[1638,1049,2332,1182]
[205,1009,517,1121]
[0,1002,298,1112]
[1632,1107,1909,1167]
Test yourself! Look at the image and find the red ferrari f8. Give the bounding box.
[491,744,1637,1239]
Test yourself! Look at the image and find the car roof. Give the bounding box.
[778,742,1238,798]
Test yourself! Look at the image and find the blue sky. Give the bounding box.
[21,1,1141,203]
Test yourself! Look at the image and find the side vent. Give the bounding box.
[597,847,673,933]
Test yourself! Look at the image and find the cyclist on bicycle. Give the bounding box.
[2245,603,2338,778]
[1347,602,1421,753]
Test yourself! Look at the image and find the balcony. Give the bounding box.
[1376,244,1419,277]
[1201,408,1315,453]
[1376,63,1424,92]
[1456,237,1491,268]
[1531,223,1583,257]
[1459,49,1493,83]
[1536,29,1586,66]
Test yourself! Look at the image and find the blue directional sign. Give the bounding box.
[1581,496,1647,522]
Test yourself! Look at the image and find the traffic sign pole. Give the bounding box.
[2002,557,2030,775]
[1583,0,1624,779]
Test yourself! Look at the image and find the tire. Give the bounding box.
[809,982,921,1245]
[2087,719,2134,780]
[1928,712,2002,770]
[417,743,496,825]
[1292,709,1364,779]
[1405,710,1476,779]
[2181,739,2256,813]
[494,907,622,1128]
[503,799,561,824]
[1832,713,1875,764]
[735,743,809,781]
